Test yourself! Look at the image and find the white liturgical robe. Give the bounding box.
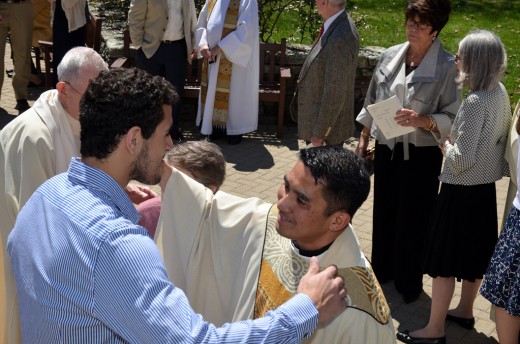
[0,89,79,344]
[156,168,396,344]
[195,0,259,135]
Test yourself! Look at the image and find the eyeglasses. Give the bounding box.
[63,81,83,96]
[406,19,431,30]
[454,54,463,63]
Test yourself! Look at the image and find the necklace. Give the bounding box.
[407,52,423,67]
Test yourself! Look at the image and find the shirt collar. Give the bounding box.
[323,9,345,34]
[384,39,442,82]
[67,158,140,223]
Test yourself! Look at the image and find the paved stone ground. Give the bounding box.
[0,46,507,343]
[0,57,43,127]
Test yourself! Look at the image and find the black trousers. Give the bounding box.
[136,40,187,135]
[52,0,88,86]
[370,142,442,297]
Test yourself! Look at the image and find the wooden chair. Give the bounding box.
[184,58,203,98]
[39,11,104,89]
[258,38,291,138]
[110,28,132,68]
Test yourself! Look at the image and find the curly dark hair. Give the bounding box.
[405,0,451,36]
[80,68,178,159]
[299,146,371,218]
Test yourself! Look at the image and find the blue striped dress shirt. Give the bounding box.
[8,158,318,343]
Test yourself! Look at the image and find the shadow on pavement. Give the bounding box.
[0,109,16,130]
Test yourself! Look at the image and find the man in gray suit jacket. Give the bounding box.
[294,0,358,146]
[128,0,197,141]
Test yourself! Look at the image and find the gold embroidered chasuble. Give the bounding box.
[254,206,396,343]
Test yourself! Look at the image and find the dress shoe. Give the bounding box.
[396,330,446,344]
[445,313,475,329]
[227,134,242,145]
[209,126,225,140]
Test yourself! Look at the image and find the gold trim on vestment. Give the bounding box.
[201,0,240,128]
[254,206,391,325]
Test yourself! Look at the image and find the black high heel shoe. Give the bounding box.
[396,330,446,344]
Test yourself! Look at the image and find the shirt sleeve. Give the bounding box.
[128,0,146,48]
[356,57,384,130]
[217,0,258,67]
[93,230,318,343]
[430,63,461,141]
[444,94,485,175]
[60,0,83,9]
[195,1,210,49]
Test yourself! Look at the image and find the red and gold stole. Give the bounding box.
[200,0,240,128]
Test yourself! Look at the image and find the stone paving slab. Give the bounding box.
[0,43,506,343]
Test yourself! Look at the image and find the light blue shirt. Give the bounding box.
[8,158,318,343]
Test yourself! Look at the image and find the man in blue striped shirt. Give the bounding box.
[8,68,347,343]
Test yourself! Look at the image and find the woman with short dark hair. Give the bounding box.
[356,0,460,304]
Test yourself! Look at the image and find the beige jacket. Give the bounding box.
[128,0,197,61]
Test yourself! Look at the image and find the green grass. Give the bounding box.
[271,0,520,107]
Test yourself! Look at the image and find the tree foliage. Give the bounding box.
[258,0,321,43]
[92,0,321,43]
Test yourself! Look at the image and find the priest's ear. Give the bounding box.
[328,210,351,233]
[56,81,66,95]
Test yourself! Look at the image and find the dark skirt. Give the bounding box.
[424,182,498,281]
[480,205,520,316]
[371,142,443,297]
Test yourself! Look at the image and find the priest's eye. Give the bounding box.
[297,197,307,206]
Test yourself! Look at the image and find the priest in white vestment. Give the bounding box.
[195,0,259,142]
[157,146,396,344]
[0,47,108,344]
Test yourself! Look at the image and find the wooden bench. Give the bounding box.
[39,11,104,90]
[113,34,291,137]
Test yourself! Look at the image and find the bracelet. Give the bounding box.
[425,115,436,131]
[360,131,370,139]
